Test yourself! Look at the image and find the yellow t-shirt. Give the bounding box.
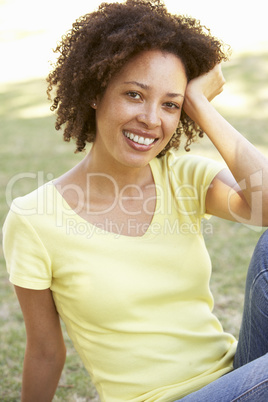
[3,152,237,402]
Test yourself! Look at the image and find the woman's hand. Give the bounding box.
[187,63,225,102]
[183,64,225,122]
[182,64,268,227]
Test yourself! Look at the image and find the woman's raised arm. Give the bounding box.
[183,64,268,226]
[14,286,66,402]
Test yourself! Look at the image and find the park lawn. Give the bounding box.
[0,50,268,401]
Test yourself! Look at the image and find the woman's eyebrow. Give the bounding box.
[167,92,184,99]
[124,81,149,90]
[123,81,184,98]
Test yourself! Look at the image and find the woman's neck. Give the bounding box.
[80,149,154,196]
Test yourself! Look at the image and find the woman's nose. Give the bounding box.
[136,104,161,129]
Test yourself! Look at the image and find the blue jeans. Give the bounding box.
[175,230,268,401]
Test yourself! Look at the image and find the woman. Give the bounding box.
[3,0,268,401]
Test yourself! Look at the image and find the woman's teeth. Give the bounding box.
[124,131,155,146]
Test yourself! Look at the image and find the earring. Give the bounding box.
[92,102,97,108]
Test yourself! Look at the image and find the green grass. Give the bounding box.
[1,49,268,401]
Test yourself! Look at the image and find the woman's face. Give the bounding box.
[93,49,187,170]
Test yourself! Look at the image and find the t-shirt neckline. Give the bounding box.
[51,159,161,240]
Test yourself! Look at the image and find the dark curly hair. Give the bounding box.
[47,0,230,157]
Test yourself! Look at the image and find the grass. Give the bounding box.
[1,49,268,401]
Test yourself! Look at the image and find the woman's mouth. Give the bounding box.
[123,130,156,146]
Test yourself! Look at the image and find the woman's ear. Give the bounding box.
[91,101,97,109]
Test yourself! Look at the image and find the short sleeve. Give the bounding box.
[168,153,225,220]
[2,204,52,290]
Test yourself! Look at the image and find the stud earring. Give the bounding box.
[92,102,97,108]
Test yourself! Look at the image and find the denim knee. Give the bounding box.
[246,229,268,286]
[234,229,268,368]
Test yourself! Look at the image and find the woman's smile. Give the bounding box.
[123,130,156,146]
[122,129,159,153]
[92,49,187,170]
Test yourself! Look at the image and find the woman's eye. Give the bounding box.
[127,91,141,100]
[164,102,180,110]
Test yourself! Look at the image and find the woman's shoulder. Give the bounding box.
[3,181,62,252]
[151,151,225,195]
[7,181,56,218]
[153,150,224,173]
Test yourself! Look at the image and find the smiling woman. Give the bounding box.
[3,0,268,401]
[90,51,187,170]
[46,0,228,156]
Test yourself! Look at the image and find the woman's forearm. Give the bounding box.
[183,66,268,224]
[190,97,268,214]
[13,287,67,402]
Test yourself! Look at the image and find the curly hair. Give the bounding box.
[47,0,230,157]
